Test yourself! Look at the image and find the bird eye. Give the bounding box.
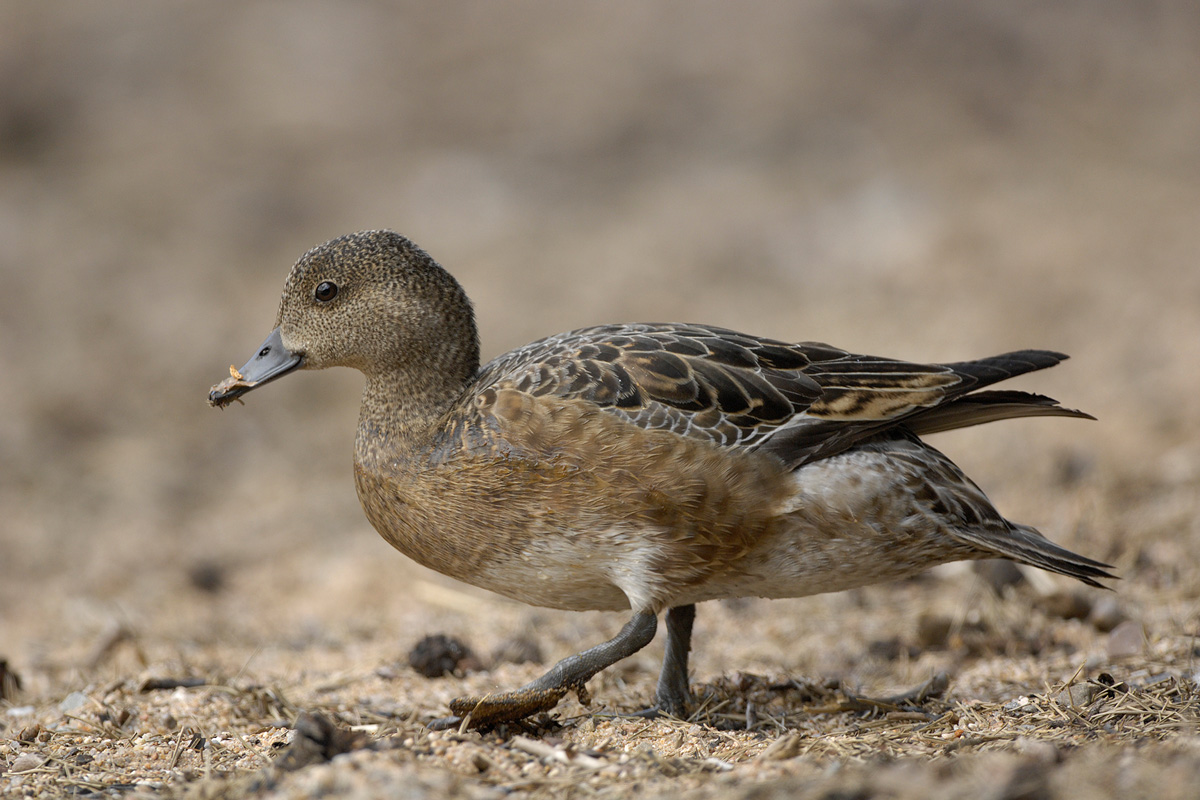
[314,281,338,302]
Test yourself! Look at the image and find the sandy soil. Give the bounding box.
[2,2,1199,797]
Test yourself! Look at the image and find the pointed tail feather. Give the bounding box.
[907,390,1095,436]
[944,350,1070,388]
[953,523,1115,588]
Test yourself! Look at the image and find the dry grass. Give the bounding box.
[4,588,1199,797]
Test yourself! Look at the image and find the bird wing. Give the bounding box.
[466,323,1082,467]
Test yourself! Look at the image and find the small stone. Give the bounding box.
[1055,682,1097,708]
[1087,595,1127,632]
[59,691,91,713]
[916,613,953,648]
[1003,696,1035,712]
[1106,620,1145,659]
[1043,591,1093,620]
[16,725,42,743]
[9,753,46,773]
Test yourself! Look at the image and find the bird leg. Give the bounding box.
[653,603,695,717]
[431,610,658,729]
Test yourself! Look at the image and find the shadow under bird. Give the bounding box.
[209,230,1113,728]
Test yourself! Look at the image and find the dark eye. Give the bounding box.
[314,281,338,302]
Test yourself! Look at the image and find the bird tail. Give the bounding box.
[953,522,1115,588]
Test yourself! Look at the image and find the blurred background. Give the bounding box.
[2,2,1198,696]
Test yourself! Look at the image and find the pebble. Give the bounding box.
[16,725,42,743]
[10,753,46,772]
[1003,696,1036,713]
[1055,682,1097,708]
[59,691,90,713]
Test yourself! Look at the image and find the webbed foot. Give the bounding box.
[442,685,571,728]
[426,611,658,729]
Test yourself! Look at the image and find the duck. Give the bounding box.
[209,229,1113,728]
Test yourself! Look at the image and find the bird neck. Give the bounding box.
[355,364,474,470]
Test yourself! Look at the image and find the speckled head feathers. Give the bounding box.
[274,230,480,381]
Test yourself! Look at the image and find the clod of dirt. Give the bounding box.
[1094,672,1129,698]
[275,712,371,772]
[408,634,479,678]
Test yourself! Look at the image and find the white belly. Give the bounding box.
[472,526,664,613]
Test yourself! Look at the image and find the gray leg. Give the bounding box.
[654,604,695,716]
[526,610,658,693]
[433,611,658,729]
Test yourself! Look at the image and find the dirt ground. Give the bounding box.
[3,2,1200,798]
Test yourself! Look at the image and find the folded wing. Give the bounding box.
[468,323,1090,467]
